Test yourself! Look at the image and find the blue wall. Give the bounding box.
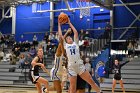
[16,3,50,42]
[54,0,110,38]
[0,9,12,34]
[0,19,12,34]
[113,0,140,39]
[0,1,110,41]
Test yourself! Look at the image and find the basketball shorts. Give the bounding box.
[68,60,86,77]
[50,67,62,81]
[28,70,40,84]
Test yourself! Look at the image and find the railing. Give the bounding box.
[82,37,109,57]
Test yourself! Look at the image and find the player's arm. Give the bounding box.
[31,57,43,67]
[58,22,64,41]
[68,18,79,43]
[120,60,130,67]
[41,65,50,75]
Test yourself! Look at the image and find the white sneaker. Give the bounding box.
[42,87,48,93]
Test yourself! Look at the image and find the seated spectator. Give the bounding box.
[13,48,20,58]
[46,41,54,55]
[18,54,25,69]
[29,45,36,58]
[55,32,59,42]
[10,54,16,65]
[48,32,55,42]
[12,42,20,51]
[5,50,12,61]
[24,40,31,51]
[0,49,4,62]
[23,53,32,69]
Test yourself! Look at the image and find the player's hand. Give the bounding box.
[58,21,61,25]
[40,63,45,68]
[67,28,72,34]
[67,18,71,24]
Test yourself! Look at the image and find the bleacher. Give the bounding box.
[0,55,54,87]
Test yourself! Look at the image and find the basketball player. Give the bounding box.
[50,29,71,93]
[29,47,49,93]
[112,58,132,93]
[58,19,102,93]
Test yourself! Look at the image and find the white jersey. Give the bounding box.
[65,42,81,63]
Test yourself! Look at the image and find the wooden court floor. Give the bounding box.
[0,87,139,93]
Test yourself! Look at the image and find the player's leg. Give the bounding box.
[53,80,62,93]
[35,82,42,93]
[55,43,62,57]
[79,70,100,93]
[37,77,49,93]
[112,79,117,93]
[76,75,86,93]
[69,76,77,93]
[76,89,85,93]
[119,79,125,93]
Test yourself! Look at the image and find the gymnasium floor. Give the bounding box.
[0,87,139,93]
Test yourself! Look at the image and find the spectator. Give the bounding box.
[29,45,36,58]
[84,57,94,93]
[127,41,134,58]
[84,31,90,40]
[0,35,5,50]
[104,22,112,40]
[79,29,85,40]
[24,40,31,51]
[23,53,32,69]
[12,42,20,51]
[0,49,4,62]
[20,34,25,43]
[18,54,25,69]
[13,48,20,58]
[55,32,59,42]
[44,32,49,44]
[46,41,54,55]
[33,34,38,47]
[48,32,55,42]
[79,37,84,51]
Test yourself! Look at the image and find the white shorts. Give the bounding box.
[68,60,86,77]
[50,67,62,81]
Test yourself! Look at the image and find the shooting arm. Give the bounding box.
[68,20,78,41]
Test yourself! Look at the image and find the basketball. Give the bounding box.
[58,12,69,24]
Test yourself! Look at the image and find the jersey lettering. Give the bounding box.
[70,49,76,55]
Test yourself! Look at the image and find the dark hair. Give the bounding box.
[65,35,72,43]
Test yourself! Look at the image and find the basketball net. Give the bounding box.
[76,0,91,18]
